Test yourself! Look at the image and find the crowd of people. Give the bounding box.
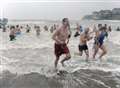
[2,23,57,41]
[52,18,112,70]
[1,18,113,71]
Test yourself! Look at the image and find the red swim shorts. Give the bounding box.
[54,43,69,57]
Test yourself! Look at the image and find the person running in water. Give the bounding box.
[74,23,80,37]
[52,18,71,69]
[108,26,112,32]
[53,24,57,31]
[93,26,107,60]
[26,24,31,33]
[116,26,120,31]
[44,25,48,31]
[16,25,21,35]
[78,28,93,62]
[50,26,54,33]
[35,25,41,36]
[9,26,16,41]
[74,23,83,37]
[2,25,6,32]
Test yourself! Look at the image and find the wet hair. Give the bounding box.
[16,25,19,28]
[62,18,68,23]
[104,24,107,30]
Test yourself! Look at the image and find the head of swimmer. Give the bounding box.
[62,18,69,27]
[84,28,90,34]
[10,26,15,30]
[98,24,102,29]
[16,25,19,28]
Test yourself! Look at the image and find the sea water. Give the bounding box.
[0,20,120,88]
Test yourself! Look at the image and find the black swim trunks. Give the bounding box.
[78,44,88,52]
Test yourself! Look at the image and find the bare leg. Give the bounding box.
[99,45,107,59]
[93,45,99,59]
[79,51,83,56]
[84,50,89,62]
[55,56,60,69]
[61,53,71,67]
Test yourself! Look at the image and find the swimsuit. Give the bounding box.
[54,43,69,57]
[94,32,106,46]
[78,44,88,52]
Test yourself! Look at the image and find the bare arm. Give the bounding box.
[81,34,92,42]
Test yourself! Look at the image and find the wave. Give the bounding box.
[1,20,120,88]
[108,31,120,46]
[0,69,120,88]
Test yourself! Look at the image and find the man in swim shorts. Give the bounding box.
[78,28,92,62]
[52,18,71,69]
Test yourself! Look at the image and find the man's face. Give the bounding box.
[63,19,69,26]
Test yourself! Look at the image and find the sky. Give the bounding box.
[1,0,120,20]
